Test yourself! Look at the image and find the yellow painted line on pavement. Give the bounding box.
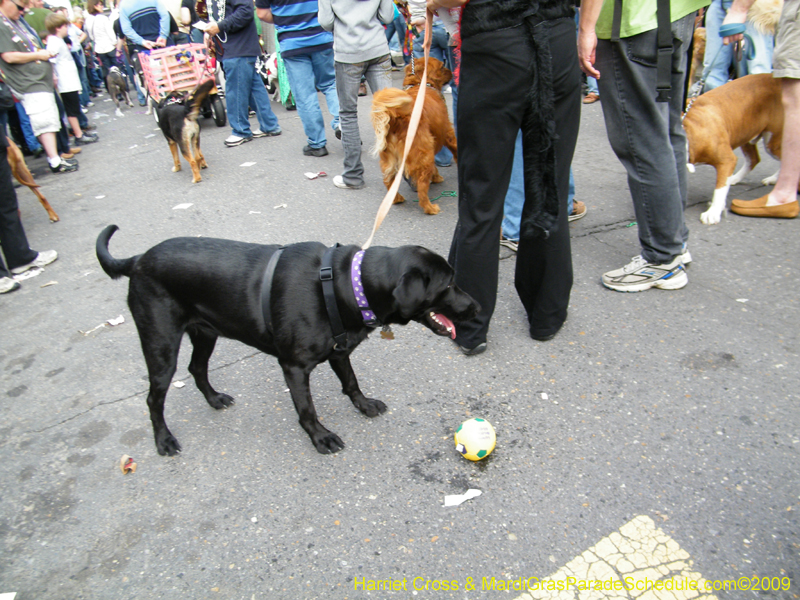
[513,515,718,600]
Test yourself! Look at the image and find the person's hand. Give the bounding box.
[206,22,220,36]
[142,39,155,49]
[155,36,167,47]
[577,28,600,79]
[721,5,748,45]
[39,49,54,60]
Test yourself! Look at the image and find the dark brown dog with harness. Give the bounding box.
[96,225,479,455]
[158,79,214,183]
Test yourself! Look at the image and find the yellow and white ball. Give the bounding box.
[454,418,496,461]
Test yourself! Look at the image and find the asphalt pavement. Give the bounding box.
[1,71,798,600]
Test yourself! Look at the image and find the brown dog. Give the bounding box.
[157,79,214,183]
[370,57,457,215]
[684,73,784,225]
[6,137,59,222]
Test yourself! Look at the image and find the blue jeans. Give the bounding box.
[502,130,524,241]
[334,55,392,185]
[386,13,407,56]
[596,13,693,263]
[222,56,279,138]
[416,26,454,166]
[703,0,775,91]
[413,21,449,63]
[122,51,146,105]
[15,103,42,153]
[283,49,339,149]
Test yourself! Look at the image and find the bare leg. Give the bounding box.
[767,78,800,205]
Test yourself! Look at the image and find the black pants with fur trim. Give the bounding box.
[448,17,581,347]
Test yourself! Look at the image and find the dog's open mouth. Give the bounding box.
[425,312,456,339]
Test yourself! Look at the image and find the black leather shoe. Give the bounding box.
[303,145,328,157]
[459,342,487,356]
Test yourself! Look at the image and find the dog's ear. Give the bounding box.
[392,268,430,318]
[433,63,453,89]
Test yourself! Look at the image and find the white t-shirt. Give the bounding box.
[46,34,82,94]
[85,13,117,55]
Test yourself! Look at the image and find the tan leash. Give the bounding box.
[362,10,434,250]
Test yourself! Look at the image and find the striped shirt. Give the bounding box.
[255,0,333,58]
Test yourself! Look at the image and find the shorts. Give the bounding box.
[60,90,81,119]
[774,0,800,78]
[20,91,60,137]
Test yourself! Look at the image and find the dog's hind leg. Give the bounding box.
[194,136,208,169]
[328,354,386,417]
[180,138,202,183]
[133,311,185,456]
[728,143,760,186]
[279,361,345,453]
[168,140,182,173]
[187,326,234,409]
[444,127,457,163]
[416,166,441,215]
[195,136,208,169]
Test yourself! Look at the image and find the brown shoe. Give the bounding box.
[358,82,368,97]
[730,195,799,218]
[60,152,74,160]
[569,200,587,222]
[583,92,599,104]
[68,147,82,154]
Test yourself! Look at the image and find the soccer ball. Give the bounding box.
[454,418,496,461]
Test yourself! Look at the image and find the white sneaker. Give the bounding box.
[11,250,58,274]
[0,276,20,293]
[224,135,252,147]
[602,255,687,292]
[333,175,365,190]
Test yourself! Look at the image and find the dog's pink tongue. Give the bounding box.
[435,313,456,339]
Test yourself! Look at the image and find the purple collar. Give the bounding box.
[351,250,380,327]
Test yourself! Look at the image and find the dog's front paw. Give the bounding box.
[115,108,124,117]
[312,431,345,454]
[354,396,387,417]
[393,193,406,205]
[206,392,234,409]
[156,431,182,456]
[700,208,723,225]
[172,166,181,173]
[421,202,441,215]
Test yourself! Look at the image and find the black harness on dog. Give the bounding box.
[320,244,351,352]
[260,247,285,334]
[260,244,380,352]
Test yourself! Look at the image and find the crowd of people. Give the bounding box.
[1,0,798,373]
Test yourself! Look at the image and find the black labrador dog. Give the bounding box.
[96,226,479,455]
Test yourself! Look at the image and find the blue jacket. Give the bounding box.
[120,0,171,48]
[210,0,262,59]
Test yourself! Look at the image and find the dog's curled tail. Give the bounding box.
[96,225,137,279]
[370,88,413,156]
[185,78,216,122]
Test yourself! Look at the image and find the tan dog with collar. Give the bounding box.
[684,73,784,225]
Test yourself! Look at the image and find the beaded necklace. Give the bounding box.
[0,12,41,52]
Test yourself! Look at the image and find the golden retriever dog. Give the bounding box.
[370,57,457,215]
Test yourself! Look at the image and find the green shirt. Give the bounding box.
[0,15,53,94]
[596,0,709,39]
[22,7,50,40]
